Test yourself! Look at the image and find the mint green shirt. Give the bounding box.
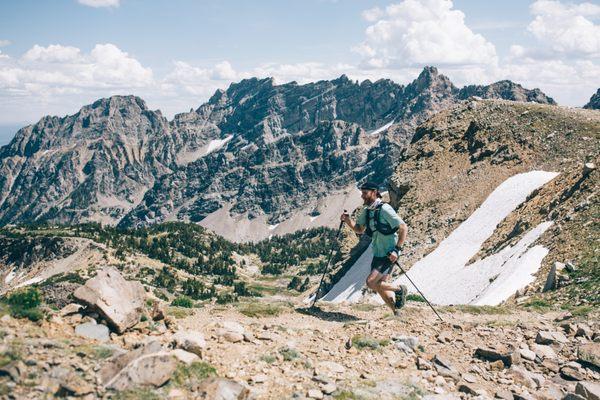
[356,203,405,257]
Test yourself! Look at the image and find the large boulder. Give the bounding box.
[100,340,163,384]
[74,267,146,334]
[576,382,600,400]
[104,352,178,391]
[578,343,600,369]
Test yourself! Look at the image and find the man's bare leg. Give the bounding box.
[366,270,394,311]
[378,274,397,310]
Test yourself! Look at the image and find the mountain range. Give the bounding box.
[0,67,559,241]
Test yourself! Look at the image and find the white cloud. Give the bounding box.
[355,0,497,68]
[0,40,10,47]
[211,61,237,80]
[77,0,120,8]
[1,0,598,126]
[22,44,81,63]
[528,0,600,56]
[89,44,152,86]
[3,43,152,92]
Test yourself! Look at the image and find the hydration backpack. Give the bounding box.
[364,203,399,237]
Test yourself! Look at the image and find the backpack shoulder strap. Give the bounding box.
[374,202,398,235]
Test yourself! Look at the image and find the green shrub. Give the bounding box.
[3,287,45,321]
[260,354,276,364]
[216,292,237,304]
[406,294,426,303]
[171,361,217,386]
[113,388,162,400]
[10,307,44,322]
[279,347,300,361]
[170,296,194,308]
[7,287,41,309]
[351,335,389,350]
[237,302,288,317]
[524,299,552,310]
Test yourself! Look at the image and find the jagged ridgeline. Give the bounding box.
[0,67,555,242]
[0,222,341,304]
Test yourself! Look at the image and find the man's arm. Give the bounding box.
[341,210,366,234]
[396,223,408,247]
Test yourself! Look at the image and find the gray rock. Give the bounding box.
[509,365,537,389]
[536,330,568,345]
[0,360,25,383]
[495,389,513,400]
[59,303,83,317]
[104,352,178,391]
[416,357,432,370]
[100,340,163,384]
[458,383,479,395]
[432,355,460,381]
[561,365,585,381]
[576,325,593,340]
[564,394,587,400]
[393,335,419,350]
[75,322,110,342]
[74,267,145,334]
[576,381,600,400]
[321,382,337,395]
[543,262,558,292]
[520,348,536,361]
[170,349,199,365]
[531,343,557,360]
[172,330,206,357]
[192,377,249,400]
[57,372,94,397]
[475,345,520,367]
[578,343,600,369]
[220,332,244,343]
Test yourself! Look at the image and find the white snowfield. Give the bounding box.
[368,120,395,135]
[321,171,559,306]
[206,135,233,154]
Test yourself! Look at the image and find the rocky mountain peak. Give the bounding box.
[411,66,455,92]
[458,80,556,104]
[331,74,352,85]
[89,95,148,112]
[583,88,600,109]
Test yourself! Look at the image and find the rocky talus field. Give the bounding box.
[0,264,598,400]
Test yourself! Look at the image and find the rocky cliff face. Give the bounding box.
[0,96,215,226]
[386,99,598,304]
[583,88,600,109]
[0,67,556,240]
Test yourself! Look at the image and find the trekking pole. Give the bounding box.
[311,212,346,308]
[394,260,444,322]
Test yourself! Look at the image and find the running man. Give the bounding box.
[341,181,408,315]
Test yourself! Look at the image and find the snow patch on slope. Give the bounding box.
[4,269,16,284]
[322,171,558,305]
[206,135,233,154]
[368,120,394,135]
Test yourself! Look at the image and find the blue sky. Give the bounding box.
[0,0,598,144]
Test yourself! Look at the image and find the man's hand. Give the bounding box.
[340,212,351,224]
[387,247,400,263]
